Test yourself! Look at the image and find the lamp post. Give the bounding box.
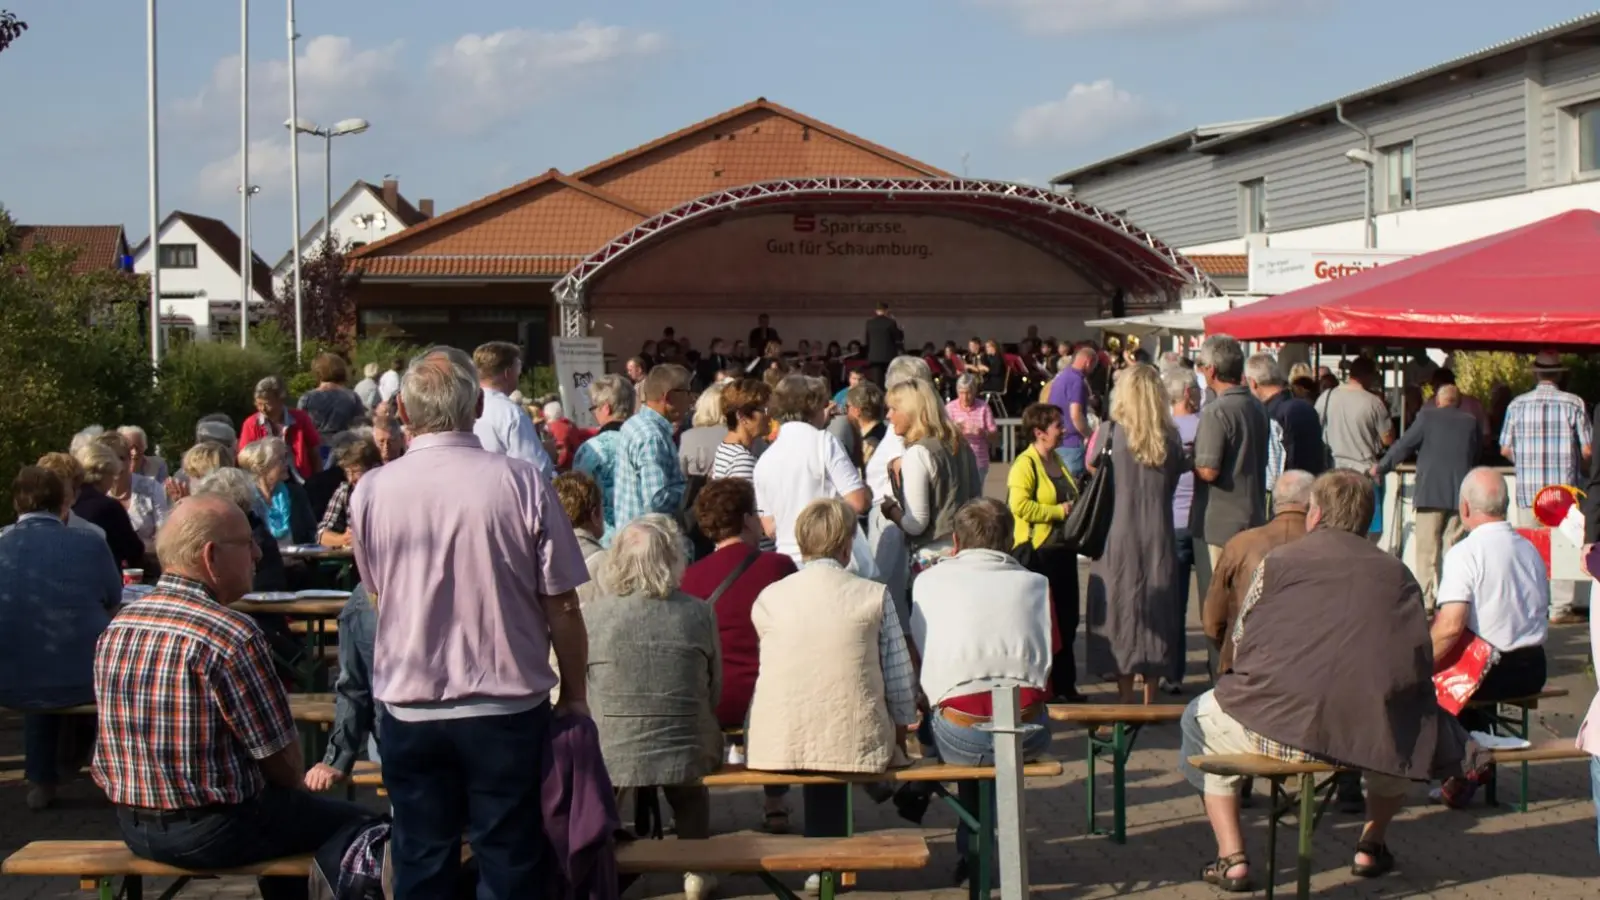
[237,184,261,345]
[285,116,370,255]
[146,0,161,370]
[286,0,302,358]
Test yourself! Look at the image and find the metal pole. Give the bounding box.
[239,0,250,346]
[323,131,333,253]
[988,686,1030,900]
[286,0,303,359]
[147,0,161,370]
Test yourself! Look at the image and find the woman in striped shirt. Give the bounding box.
[713,378,772,482]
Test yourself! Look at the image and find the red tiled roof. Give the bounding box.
[349,98,947,275]
[1189,254,1248,278]
[358,255,588,278]
[13,225,129,275]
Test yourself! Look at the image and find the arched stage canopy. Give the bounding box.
[551,177,1217,337]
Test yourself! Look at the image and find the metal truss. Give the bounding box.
[552,176,1220,336]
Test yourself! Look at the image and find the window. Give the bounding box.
[158,243,197,268]
[1382,142,1415,210]
[1580,102,1600,175]
[1240,179,1267,234]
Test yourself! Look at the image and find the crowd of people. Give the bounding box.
[1,312,1598,898]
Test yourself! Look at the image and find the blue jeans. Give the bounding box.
[379,704,551,900]
[1171,529,1196,684]
[1591,756,1600,854]
[923,710,1053,859]
[117,783,371,900]
[1056,445,1087,483]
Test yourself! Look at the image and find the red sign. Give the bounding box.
[792,214,816,233]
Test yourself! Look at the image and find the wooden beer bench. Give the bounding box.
[1186,754,1348,900]
[1464,688,1569,811]
[1048,703,1185,843]
[351,757,1060,900]
[2,834,928,900]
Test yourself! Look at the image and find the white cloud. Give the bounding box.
[196,138,294,202]
[175,35,406,133]
[428,22,666,133]
[1012,80,1159,147]
[979,0,1282,34]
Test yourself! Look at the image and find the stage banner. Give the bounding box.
[552,337,605,430]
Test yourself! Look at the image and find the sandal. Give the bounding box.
[1350,840,1394,878]
[762,807,790,834]
[1201,852,1252,892]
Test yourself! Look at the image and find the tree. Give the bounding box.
[0,204,159,515]
[267,237,359,353]
[0,11,26,55]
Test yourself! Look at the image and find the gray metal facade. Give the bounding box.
[1064,40,1600,249]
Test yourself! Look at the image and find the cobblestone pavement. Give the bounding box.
[2,518,1597,898]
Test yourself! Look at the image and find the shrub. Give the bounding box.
[152,341,282,462]
[1452,352,1533,403]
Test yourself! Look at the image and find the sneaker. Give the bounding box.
[1550,612,1587,626]
[25,784,54,812]
[684,872,718,900]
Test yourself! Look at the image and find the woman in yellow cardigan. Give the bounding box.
[1007,402,1084,702]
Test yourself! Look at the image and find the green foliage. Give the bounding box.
[267,239,355,352]
[519,365,558,401]
[0,218,158,511]
[1452,352,1534,402]
[151,341,281,462]
[349,335,420,378]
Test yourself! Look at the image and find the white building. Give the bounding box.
[131,211,274,344]
[271,178,432,295]
[1054,12,1600,307]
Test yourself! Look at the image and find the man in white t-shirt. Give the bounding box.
[754,375,869,566]
[1431,467,1549,750]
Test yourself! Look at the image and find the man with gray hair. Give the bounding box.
[1430,467,1549,806]
[1192,334,1270,635]
[613,364,692,537]
[1245,352,1325,477]
[351,346,593,897]
[1373,384,1482,610]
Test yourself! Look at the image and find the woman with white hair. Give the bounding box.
[238,436,315,544]
[583,514,722,900]
[353,361,382,410]
[117,426,168,482]
[97,431,169,557]
[70,440,144,570]
[945,374,996,483]
[679,383,728,480]
[192,467,289,592]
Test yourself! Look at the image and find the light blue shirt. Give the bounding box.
[473,386,556,481]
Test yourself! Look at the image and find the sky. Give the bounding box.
[1,0,1597,259]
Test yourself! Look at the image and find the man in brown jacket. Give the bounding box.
[1201,470,1314,676]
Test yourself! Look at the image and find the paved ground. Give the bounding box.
[1,464,1595,897]
[1,600,1595,899]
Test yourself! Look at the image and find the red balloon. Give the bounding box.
[1533,484,1583,528]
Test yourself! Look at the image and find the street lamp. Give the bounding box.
[237,184,261,346]
[285,116,370,254]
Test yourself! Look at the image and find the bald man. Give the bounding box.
[1374,384,1483,610]
[93,495,369,899]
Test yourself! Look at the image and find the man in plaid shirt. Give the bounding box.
[1499,352,1592,624]
[94,495,369,898]
[611,364,692,534]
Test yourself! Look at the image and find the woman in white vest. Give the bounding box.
[908,497,1054,885]
[746,497,918,774]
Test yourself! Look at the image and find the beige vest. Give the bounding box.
[745,562,906,773]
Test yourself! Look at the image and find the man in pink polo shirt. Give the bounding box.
[351,346,591,900]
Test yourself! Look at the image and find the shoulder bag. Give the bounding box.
[705,546,762,606]
[1010,450,1069,570]
[1059,426,1115,560]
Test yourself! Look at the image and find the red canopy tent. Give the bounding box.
[1205,209,1600,348]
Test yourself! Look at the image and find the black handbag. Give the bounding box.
[1059,426,1115,560]
[1011,452,1070,571]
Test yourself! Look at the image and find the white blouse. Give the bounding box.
[122,473,170,550]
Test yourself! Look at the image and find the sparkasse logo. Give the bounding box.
[792,214,816,233]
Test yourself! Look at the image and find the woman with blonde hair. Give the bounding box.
[880,380,980,575]
[70,440,144,570]
[1083,363,1185,704]
[238,437,315,544]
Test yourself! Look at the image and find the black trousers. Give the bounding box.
[1460,645,1548,734]
[1031,542,1080,698]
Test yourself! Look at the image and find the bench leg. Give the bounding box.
[1265,778,1282,900]
[1518,705,1531,813]
[1085,721,1139,842]
[1296,772,1315,900]
[1083,730,1097,836]
[757,871,808,900]
[954,780,993,900]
